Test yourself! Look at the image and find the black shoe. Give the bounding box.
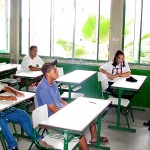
[143,121,150,126]
[148,126,150,131]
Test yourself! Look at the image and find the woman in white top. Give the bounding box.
[100,50,134,99]
[100,50,131,82]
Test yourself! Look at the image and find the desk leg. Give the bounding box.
[88,116,110,150]
[68,84,71,103]
[64,130,69,150]
[25,78,29,92]
[108,88,136,133]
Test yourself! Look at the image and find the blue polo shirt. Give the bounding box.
[36,77,63,116]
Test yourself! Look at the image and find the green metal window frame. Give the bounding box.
[122,0,147,65]
[0,0,9,54]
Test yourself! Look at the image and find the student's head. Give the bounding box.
[29,45,38,58]
[112,50,125,67]
[41,60,58,80]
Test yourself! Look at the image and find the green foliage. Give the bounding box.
[75,48,87,57]
[57,39,72,52]
[141,32,150,41]
[57,15,110,58]
[82,15,96,42]
[99,16,110,43]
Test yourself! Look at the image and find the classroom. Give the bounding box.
[0,0,150,150]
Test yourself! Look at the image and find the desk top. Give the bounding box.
[0,91,35,111]
[0,64,18,72]
[15,70,43,78]
[111,75,147,91]
[40,97,111,132]
[56,70,97,84]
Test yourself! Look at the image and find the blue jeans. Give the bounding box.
[0,107,41,149]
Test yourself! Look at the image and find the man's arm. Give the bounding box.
[47,100,67,114]
[48,104,60,113]
[28,65,42,71]
[61,99,68,107]
[3,86,24,97]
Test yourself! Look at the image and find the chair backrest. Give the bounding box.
[57,67,64,77]
[101,77,109,92]
[97,72,107,82]
[34,96,38,108]
[32,104,48,128]
[97,72,109,98]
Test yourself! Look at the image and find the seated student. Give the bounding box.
[21,45,44,71]
[36,60,108,150]
[143,120,150,131]
[0,84,41,150]
[99,50,134,99]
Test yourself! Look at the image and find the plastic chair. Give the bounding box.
[97,72,134,126]
[31,104,79,150]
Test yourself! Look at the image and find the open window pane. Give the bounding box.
[51,0,74,58]
[140,0,150,64]
[74,0,99,60]
[30,0,51,56]
[21,0,29,54]
[0,0,9,53]
[98,0,110,61]
[124,0,136,62]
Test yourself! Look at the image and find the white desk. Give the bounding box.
[56,70,97,102]
[15,71,43,91]
[109,75,147,132]
[56,70,96,85]
[40,97,111,150]
[111,75,146,91]
[0,91,35,111]
[0,64,18,73]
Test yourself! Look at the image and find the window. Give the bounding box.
[21,0,111,61]
[21,0,51,56]
[140,0,150,64]
[123,0,150,64]
[51,0,74,58]
[0,0,10,53]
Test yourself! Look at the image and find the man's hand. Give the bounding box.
[15,91,25,97]
[5,96,17,101]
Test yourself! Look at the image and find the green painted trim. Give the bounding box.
[122,0,126,50]
[138,0,143,64]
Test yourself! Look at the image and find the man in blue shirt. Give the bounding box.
[36,60,89,149]
[36,60,108,149]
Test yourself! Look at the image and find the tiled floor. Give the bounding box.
[0,107,150,150]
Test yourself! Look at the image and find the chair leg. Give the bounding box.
[0,131,7,150]
[124,111,130,128]
[12,122,19,141]
[28,141,34,150]
[129,105,134,122]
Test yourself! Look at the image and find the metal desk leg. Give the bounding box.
[64,130,69,150]
[25,78,29,92]
[108,88,136,133]
[88,116,110,150]
[68,84,71,103]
